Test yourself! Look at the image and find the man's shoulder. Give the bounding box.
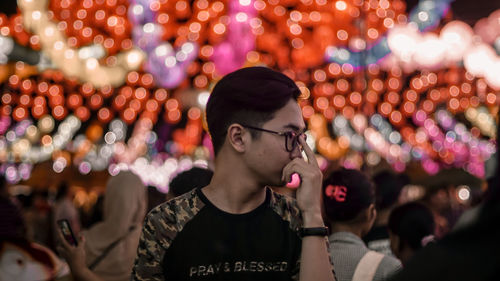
[269,189,298,205]
[270,189,300,209]
[147,189,204,225]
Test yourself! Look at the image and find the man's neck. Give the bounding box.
[201,156,267,214]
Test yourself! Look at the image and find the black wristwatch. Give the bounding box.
[299,226,329,237]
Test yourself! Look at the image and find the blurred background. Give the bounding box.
[0,0,498,241]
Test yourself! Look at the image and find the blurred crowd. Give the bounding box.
[0,161,497,280]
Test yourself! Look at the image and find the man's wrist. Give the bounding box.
[302,211,324,227]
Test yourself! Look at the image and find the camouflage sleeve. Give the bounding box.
[131,190,203,281]
[325,236,336,280]
[269,191,303,281]
[131,205,173,281]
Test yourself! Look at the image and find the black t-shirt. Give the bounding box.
[132,187,306,281]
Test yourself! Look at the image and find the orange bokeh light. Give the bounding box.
[154,89,168,104]
[52,105,66,120]
[13,106,28,121]
[97,107,112,123]
[75,106,90,122]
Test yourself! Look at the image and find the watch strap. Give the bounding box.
[300,226,328,237]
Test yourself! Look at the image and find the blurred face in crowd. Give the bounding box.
[388,231,401,260]
[429,189,449,212]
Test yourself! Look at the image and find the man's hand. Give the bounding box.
[282,136,324,226]
[283,137,334,281]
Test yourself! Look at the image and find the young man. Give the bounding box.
[131,67,335,281]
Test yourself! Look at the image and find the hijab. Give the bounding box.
[83,171,147,281]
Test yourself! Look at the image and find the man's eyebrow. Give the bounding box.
[283,124,305,131]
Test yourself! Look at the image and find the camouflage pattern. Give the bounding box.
[269,190,303,280]
[269,190,303,233]
[131,189,205,280]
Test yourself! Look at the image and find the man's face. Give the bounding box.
[245,99,306,187]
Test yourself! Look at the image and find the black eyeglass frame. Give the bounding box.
[241,124,307,152]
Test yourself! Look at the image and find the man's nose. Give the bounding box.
[289,142,303,159]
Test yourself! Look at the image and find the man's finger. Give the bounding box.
[282,161,299,184]
[299,137,318,168]
[282,160,307,185]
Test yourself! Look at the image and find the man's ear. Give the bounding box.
[227,124,247,153]
[389,231,400,257]
[362,203,377,235]
[369,203,377,222]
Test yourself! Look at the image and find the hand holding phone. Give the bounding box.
[57,219,78,246]
[56,220,97,280]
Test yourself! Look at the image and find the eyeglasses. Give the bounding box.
[241,124,307,152]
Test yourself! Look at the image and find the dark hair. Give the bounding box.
[206,66,301,156]
[169,167,213,197]
[322,168,375,222]
[388,202,435,251]
[422,183,447,202]
[372,171,404,211]
[55,182,70,201]
[0,174,6,193]
[84,194,104,228]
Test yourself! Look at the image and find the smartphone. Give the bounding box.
[57,219,78,246]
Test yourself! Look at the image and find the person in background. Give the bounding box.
[0,175,71,280]
[146,185,167,214]
[323,168,401,281]
[29,190,54,248]
[387,202,435,266]
[132,66,334,280]
[1,238,72,281]
[58,167,213,281]
[388,141,500,281]
[82,194,104,229]
[145,167,213,213]
[453,177,494,232]
[57,170,147,281]
[81,170,146,281]
[0,174,25,239]
[420,184,452,238]
[363,171,405,256]
[57,229,101,281]
[53,182,81,245]
[166,166,214,200]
